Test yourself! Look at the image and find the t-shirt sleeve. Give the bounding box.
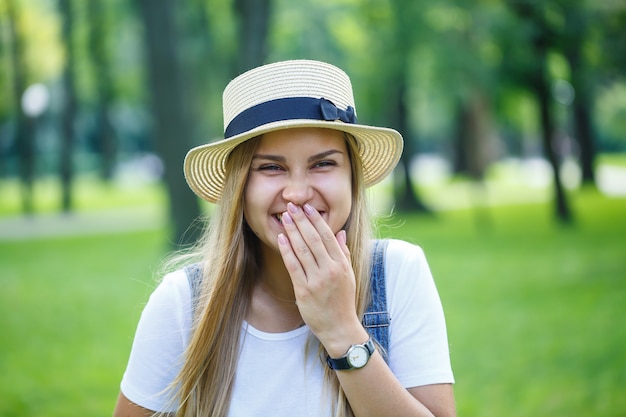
[385,239,455,388]
[120,269,192,412]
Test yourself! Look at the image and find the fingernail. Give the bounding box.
[303,204,315,216]
[338,230,346,244]
[278,233,288,245]
[282,212,293,224]
[287,202,298,214]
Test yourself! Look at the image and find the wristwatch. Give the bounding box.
[326,337,375,370]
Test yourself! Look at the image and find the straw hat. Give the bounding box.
[184,60,404,203]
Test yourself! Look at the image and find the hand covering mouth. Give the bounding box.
[273,210,326,224]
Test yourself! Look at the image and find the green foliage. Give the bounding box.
[2,0,626,185]
[15,0,63,83]
[595,82,626,149]
[0,189,624,416]
[0,0,62,118]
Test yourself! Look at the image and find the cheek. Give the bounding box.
[246,176,279,205]
[244,174,265,203]
[243,175,279,224]
[322,177,353,229]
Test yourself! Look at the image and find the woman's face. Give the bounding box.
[244,127,352,252]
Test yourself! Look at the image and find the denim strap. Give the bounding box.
[184,239,391,358]
[362,239,390,360]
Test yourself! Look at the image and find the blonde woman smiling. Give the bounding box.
[113,60,456,417]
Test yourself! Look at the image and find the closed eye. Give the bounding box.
[312,160,337,169]
[253,163,284,172]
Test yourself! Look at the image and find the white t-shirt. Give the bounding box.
[120,239,454,415]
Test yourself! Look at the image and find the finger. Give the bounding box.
[300,203,345,262]
[281,209,319,269]
[277,233,308,285]
[336,230,350,258]
[282,203,327,266]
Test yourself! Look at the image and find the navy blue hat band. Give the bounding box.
[224,97,358,139]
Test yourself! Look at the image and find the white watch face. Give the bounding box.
[347,345,369,368]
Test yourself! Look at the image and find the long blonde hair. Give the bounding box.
[169,132,373,417]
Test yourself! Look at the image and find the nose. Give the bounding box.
[282,173,313,205]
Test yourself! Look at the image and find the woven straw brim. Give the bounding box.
[184,121,403,203]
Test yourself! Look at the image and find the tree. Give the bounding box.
[442,2,502,181]
[87,0,118,182]
[233,0,272,73]
[136,0,201,246]
[380,0,430,212]
[453,91,494,180]
[506,0,573,223]
[6,0,35,214]
[559,0,596,185]
[58,0,77,213]
[593,2,626,152]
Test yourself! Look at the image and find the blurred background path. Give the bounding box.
[0,206,164,241]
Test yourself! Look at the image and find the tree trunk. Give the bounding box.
[234,0,271,73]
[509,0,573,223]
[58,0,77,213]
[392,80,429,212]
[533,37,573,223]
[562,9,596,185]
[453,91,495,229]
[536,70,572,223]
[87,0,118,182]
[389,0,429,213]
[571,90,595,184]
[136,0,202,247]
[453,91,493,180]
[7,0,35,215]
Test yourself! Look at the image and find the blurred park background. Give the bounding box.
[1,0,625,416]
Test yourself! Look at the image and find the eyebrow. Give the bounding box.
[308,149,343,163]
[252,149,344,163]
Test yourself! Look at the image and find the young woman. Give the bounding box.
[113,60,456,417]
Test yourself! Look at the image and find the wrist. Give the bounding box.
[321,324,370,358]
[326,336,376,370]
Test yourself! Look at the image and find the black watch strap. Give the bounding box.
[326,337,375,370]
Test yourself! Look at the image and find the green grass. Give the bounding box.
[378,188,626,417]
[0,230,169,416]
[0,188,624,416]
